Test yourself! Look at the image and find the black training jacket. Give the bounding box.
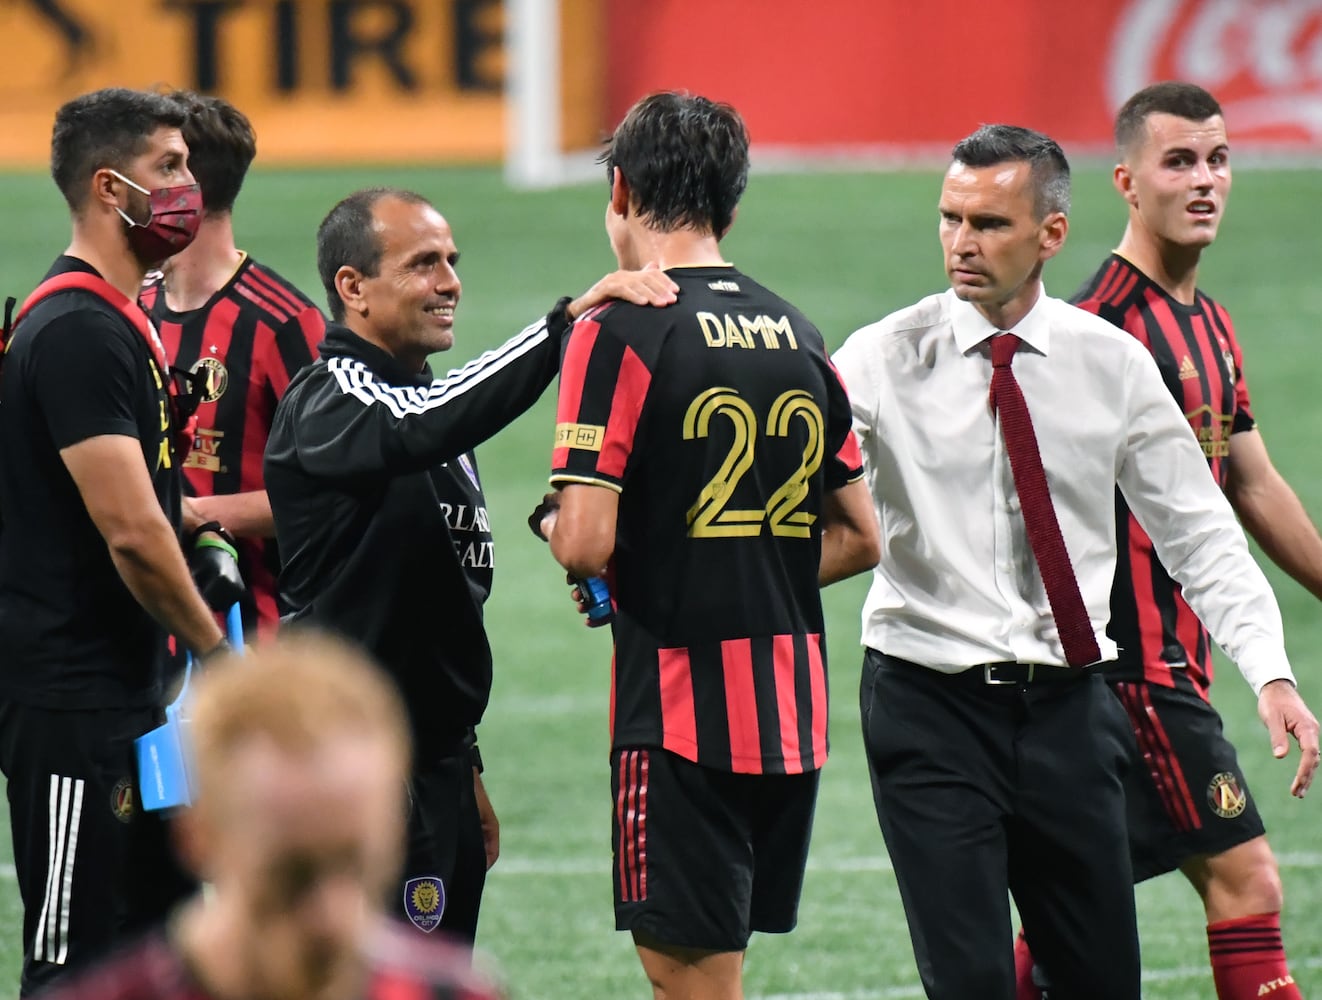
[264,300,572,753]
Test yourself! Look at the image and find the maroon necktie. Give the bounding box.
[989,334,1101,667]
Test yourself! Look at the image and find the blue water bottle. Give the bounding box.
[575,575,615,627]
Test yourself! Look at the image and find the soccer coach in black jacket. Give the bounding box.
[264,187,677,940]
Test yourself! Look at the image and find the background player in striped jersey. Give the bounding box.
[539,92,880,1000]
[1014,82,1322,1000]
[30,634,506,1000]
[139,90,326,642]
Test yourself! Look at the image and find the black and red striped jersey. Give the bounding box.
[1072,253,1254,696]
[550,266,863,775]
[140,255,325,640]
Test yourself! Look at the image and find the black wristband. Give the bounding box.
[470,743,484,774]
[545,295,576,338]
[188,520,236,548]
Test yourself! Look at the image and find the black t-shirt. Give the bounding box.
[0,256,181,708]
[550,265,863,774]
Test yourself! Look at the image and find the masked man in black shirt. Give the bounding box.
[0,87,230,996]
[265,186,677,942]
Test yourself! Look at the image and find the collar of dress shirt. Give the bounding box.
[948,285,1053,357]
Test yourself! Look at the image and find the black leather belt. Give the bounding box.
[969,661,1080,685]
[872,650,1084,686]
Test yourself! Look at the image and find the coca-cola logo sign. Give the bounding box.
[1110,0,1322,141]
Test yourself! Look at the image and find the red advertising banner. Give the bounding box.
[605,0,1322,154]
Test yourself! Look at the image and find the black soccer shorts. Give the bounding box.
[1111,681,1266,882]
[611,746,820,953]
[0,699,196,996]
[399,750,487,942]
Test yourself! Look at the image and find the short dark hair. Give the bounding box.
[599,91,749,238]
[164,89,256,213]
[950,124,1071,219]
[51,88,187,212]
[1114,82,1224,157]
[316,187,432,322]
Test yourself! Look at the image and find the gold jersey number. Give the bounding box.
[682,387,824,539]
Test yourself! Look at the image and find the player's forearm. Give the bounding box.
[107,519,224,656]
[818,479,881,586]
[187,490,275,539]
[1232,476,1322,602]
[819,525,879,586]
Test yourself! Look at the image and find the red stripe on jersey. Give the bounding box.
[1118,299,1154,351]
[658,648,697,758]
[836,428,863,473]
[239,320,277,495]
[615,751,635,901]
[372,973,429,1000]
[237,271,298,322]
[233,280,285,319]
[1117,683,1201,832]
[1093,258,1126,304]
[807,633,828,768]
[722,638,763,773]
[138,281,161,313]
[244,265,304,315]
[1125,502,1175,688]
[826,360,864,472]
[1208,299,1254,425]
[156,317,184,372]
[772,633,803,774]
[628,750,643,901]
[183,297,242,497]
[597,345,651,480]
[1108,269,1140,309]
[636,750,650,899]
[552,316,601,469]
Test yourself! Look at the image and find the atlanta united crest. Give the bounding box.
[403,876,445,932]
[110,777,135,823]
[1207,771,1248,819]
[190,356,229,403]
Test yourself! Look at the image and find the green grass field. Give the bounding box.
[2,162,1321,999]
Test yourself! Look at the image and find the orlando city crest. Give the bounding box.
[1207,771,1247,819]
[403,876,445,932]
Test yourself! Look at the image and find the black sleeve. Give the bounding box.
[28,311,143,450]
[288,304,571,480]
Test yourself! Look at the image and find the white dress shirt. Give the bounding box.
[833,287,1293,694]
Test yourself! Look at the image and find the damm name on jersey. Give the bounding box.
[696,312,799,351]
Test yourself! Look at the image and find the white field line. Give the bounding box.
[751,956,1322,1000]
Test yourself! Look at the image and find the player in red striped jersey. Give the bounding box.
[1014,82,1322,1000]
[139,91,326,641]
[30,635,504,1000]
[538,92,879,1000]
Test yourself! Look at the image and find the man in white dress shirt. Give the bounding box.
[832,124,1318,1000]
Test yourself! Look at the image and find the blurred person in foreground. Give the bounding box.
[264,186,677,942]
[140,89,326,642]
[832,123,1318,1000]
[537,91,880,1000]
[31,633,505,1000]
[1014,81,1322,1000]
[0,87,227,996]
